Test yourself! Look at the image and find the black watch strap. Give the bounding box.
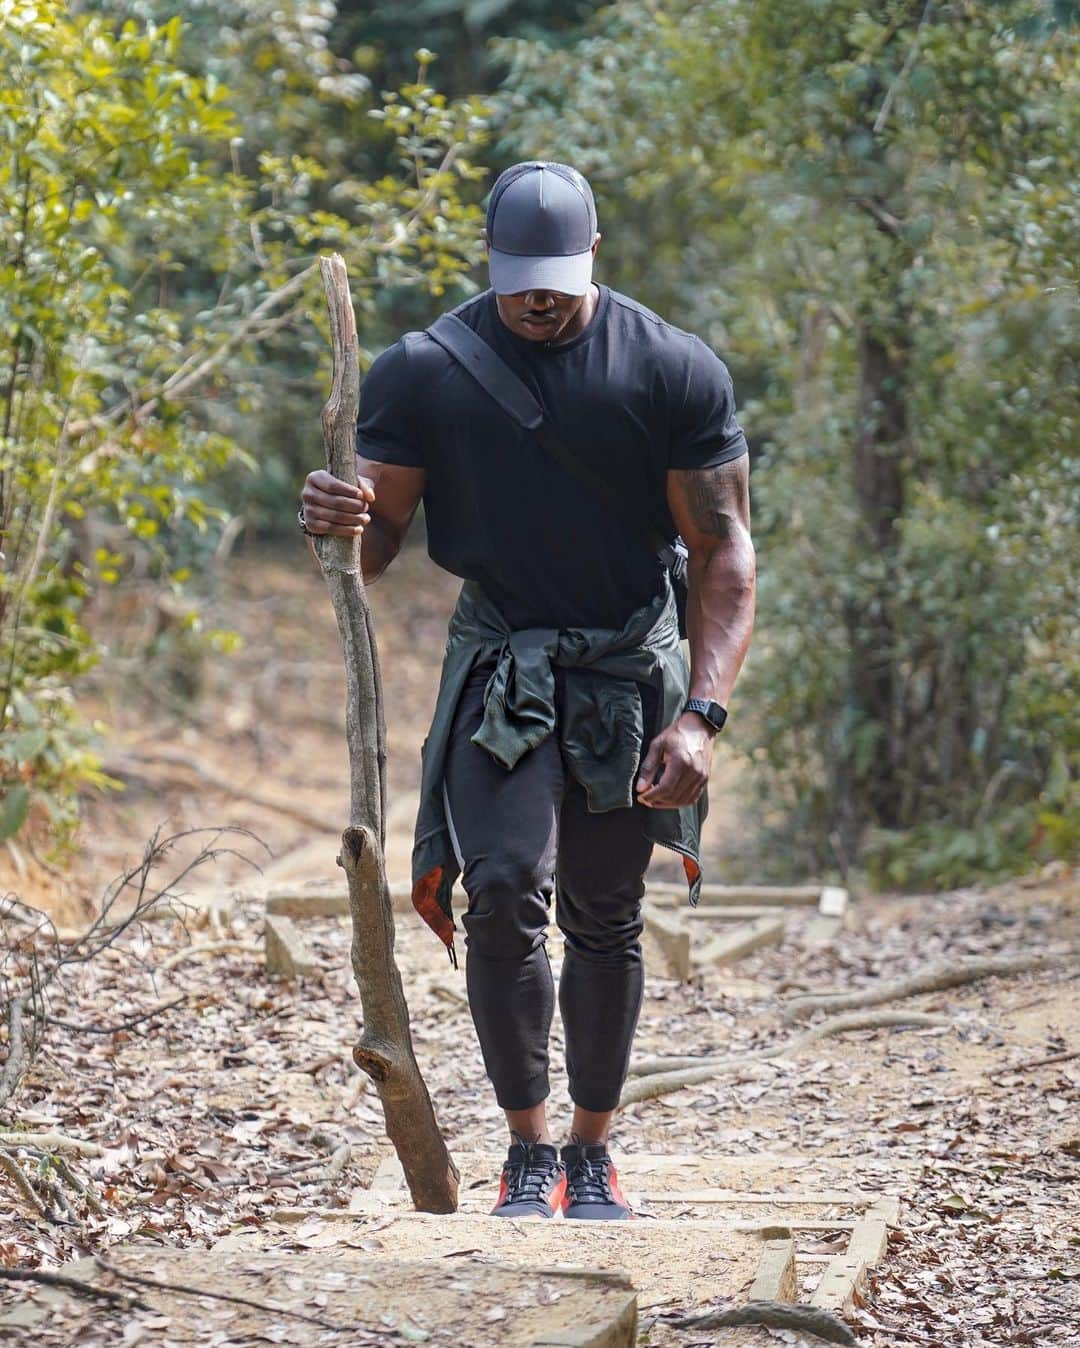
[684,698,727,733]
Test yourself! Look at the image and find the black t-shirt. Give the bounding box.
[356,284,748,629]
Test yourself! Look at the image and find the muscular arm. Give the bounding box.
[300,456,425,585]
[355,457,425,583]
[636,456,755,809]
[668,455,756,706]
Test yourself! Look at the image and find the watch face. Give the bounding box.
[688,699,726,731]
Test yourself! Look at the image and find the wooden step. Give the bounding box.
[647,883,824,907]
[2,1250,639,1348]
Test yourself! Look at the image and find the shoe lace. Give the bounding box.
[504,1134,558,1203]
[505,1161,555,1202]
[566,1146,612,1205]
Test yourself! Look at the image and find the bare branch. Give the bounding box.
[856,196,905,236]
[0,1145,49,1217]
[0,825,265,1109]
[46,1154,105,1214]
[65,264,317,438]
[873,0,936,136]
[0,993,39,1111]
[48,994,188,1035]
[317,255,458,1213]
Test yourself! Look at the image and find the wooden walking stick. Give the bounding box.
[316,252,458,1213]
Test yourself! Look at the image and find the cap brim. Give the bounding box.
[488,248,594,296]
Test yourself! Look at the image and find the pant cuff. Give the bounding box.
[494,1075,550,1112]
[569,1083,622,1113]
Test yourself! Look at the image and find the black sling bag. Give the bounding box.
[426,312,689,637]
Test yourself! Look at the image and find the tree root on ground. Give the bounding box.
[94,1256,347,1331]
[673,1299,856,1345]
[159,940,260,973]
[622,1011,949,1104]
[0,1131,102,1156]
[0,1259,351,1331]
[989,1047,1079,1077]
[781,951,1074,1022]
[0,1266,149,1311]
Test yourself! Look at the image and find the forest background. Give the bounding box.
[1,0,1076,894]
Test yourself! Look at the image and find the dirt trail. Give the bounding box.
[1,541,1077,1346]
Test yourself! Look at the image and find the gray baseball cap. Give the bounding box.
[486,162,598,296]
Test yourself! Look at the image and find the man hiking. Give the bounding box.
[300,161,755,1220]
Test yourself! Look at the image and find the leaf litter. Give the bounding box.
[0,546,1076,1346]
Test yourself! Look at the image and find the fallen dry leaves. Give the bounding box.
[1,544,1076,1346]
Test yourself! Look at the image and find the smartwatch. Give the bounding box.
[684,698,727,734]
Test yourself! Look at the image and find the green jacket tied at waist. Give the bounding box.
[410,578,706,962]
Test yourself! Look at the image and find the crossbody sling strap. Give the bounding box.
[426,313,680,566]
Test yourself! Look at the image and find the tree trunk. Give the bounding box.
[317,254,458,1213]
[846,243,910,833]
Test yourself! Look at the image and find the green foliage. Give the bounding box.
[498,0,1079,884]
[336,0,597,92]
[0,0,489,844]
[85,0,493,530]
[863,812,1039,891]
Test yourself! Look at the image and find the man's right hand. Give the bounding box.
[301,470,374,537]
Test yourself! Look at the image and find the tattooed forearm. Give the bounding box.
[667,455,755,708]
[675,460,750,540]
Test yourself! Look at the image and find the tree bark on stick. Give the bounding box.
[317,253,458,1214]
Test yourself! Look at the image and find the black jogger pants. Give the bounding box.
[443,659,656,1113]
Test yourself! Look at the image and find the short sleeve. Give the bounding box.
[355,339,425,468]
[668,337,748,470]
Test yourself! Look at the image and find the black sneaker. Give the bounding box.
[490,1134,567,1218]
[560,1137,634,1220]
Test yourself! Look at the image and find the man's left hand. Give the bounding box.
[635,714,715,809]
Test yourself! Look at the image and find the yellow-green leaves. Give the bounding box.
[1,1,493,850]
